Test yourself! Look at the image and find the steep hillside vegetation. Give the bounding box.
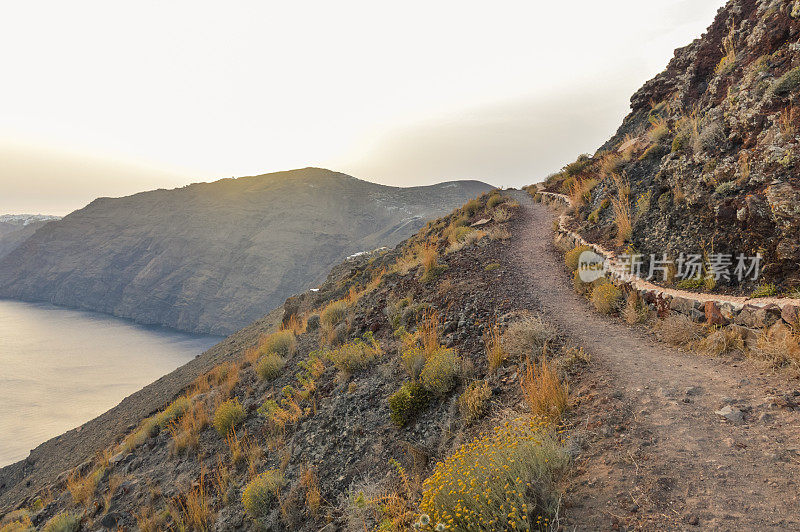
[542,0,800,295]
[0,190,586,531]
[0,169,490,335]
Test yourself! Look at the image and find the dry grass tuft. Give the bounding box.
[502,314,556,359]
[256,352,285,381]
[459,380,491,423]
[520,356,568,421]
[622,291,651,324]
[752,331,800,369]
[483,323,506,372]
[699,327,745,357]
[656,314,703,347]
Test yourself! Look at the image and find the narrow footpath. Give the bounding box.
[508,191,800,531]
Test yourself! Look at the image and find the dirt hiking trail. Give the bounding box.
[507,191,800,531]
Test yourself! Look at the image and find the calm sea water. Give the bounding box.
[0,299,220,467]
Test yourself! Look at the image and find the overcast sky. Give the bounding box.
[0,0,726,215]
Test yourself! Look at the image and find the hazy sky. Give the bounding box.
[1,0,726,215]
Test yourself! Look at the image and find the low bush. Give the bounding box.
[463,198,481,216]
[486,193,506,209]
[564,245,592,271]
[753,331,800,369]
[699,327,745,356]
[242,470,286,522]
[622,291,650,324]
[459,380,491,423]
[41,513,80,532]
[213,399,245,436]
[656,314,703,347]
[591,281,622,314]
[420,245,447,283]
[321,300,347,328]
[520,357,568,421]
[401,346,426,380]
[751,283,778,298]
[326,334,382,374]
[259,330,296,358]
[502,315,556,359]
[415,417,568,531]
[66,464,104,506]
[420,347,460,395]
[388,380,430,426]
[773,66,800,97]
[256,352,285,381]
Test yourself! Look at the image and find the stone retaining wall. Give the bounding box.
[537,190,800,343]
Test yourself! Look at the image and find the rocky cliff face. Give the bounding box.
[0,215,60,261]
[544,0,800,292]
[0,168,491,334]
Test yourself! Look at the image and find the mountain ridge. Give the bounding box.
[0,168,492,335]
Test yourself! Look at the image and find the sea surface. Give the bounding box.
[0,299,220,467]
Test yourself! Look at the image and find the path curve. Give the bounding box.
[508,191,800,531]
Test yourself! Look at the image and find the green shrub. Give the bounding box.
[591,282,622,314]
[715,181,737,196]
[41,513,80,532]
[448,225,474,243]
[486,193,506,209]
[420,347,460,395]
[751,283,778,298]
[671,130,690,153]
[773,66,800,96]
[155,396,191,428]
[676,278,705,290]
[256,352,285,380]
[321,300,347,328]
[326,335,381,374]
[484,263,502,271]
[388,380,429,426]
[463,198,481,216]
[213,399,245,436]
[306,314,320,331]
[564,245,592,271]
[260,330,296,357]
[242,470,285,521]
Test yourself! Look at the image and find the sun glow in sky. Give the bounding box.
[0,0,726,215]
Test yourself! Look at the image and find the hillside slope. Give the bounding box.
[0,215,60,261]
[542,0,800,293]
[0,169,490,335]
[0,190,583,531]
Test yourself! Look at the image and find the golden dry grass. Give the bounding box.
[520,356,568,421]
[483,323,506,372]
[656,314,703,347]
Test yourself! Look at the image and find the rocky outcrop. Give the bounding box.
[543,0,800,291]
[0,168,491,335]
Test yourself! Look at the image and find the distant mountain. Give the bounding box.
[0,214,61,261]
[0,168,491,334]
